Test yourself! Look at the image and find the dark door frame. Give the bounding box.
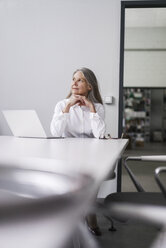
[117,0,166,192]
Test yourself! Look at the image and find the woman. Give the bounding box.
[50,68,105,236]
[50,67,105,139]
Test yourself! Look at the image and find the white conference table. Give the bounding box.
[0,136,128,186]
[0,136,128,248]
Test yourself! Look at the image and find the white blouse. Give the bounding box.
[50,99,106,138]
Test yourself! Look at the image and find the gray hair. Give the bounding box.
[67,67,103,104]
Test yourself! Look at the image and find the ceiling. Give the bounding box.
[125,8,166,27]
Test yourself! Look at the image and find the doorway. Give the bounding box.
[118,1,166,191]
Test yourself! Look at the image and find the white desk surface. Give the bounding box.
[0,136,128,185]
[0,136,128,248]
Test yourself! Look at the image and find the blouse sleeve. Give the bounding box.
[89,104,106,138]
[50,101,69,137]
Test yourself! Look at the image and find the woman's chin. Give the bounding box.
[72,90,79,95]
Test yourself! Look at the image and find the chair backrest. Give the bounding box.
[124,155,166,192]
[124,156,145,192]
[155,167,166,199]
[108,162,166,248]
[0,166,93,248]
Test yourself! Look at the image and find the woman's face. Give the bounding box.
[71,71,91,96]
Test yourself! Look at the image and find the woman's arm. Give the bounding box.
[77,96,106,138]
[50,101,69,137]
[89,104,106,139]
[50,96,82,137]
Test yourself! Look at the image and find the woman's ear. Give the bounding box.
[88,84,92,91]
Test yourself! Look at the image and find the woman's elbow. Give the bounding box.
[93,128,105,139]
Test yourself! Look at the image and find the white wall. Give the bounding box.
[0,0,121,137]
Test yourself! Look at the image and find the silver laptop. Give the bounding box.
[2,110,61,139]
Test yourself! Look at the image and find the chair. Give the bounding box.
[104,155,166,229]
[155,166,166,198]
[0,165,94,248]
[108,166,166,248]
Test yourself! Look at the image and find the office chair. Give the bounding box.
[108,166,166,248]
[104,155,166,230]
[96,171,117,231]
[0,166,93,248]
[80,171,117,236]
[155,166,166,198]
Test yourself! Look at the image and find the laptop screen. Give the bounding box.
[2,110,47,138]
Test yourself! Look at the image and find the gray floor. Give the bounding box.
[95,142,166,248]
[96,217,159,248]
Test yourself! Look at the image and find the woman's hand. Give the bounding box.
[62,95,84,113]
[78,96,96,113]
[63,95,96,113]
[69,95,84,106]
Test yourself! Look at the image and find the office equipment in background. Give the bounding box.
[2,110,59,139]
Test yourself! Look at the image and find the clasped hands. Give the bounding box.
[63,95,96,113]
[70,95,92,107]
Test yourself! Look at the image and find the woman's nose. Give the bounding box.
[73,80,78,86]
